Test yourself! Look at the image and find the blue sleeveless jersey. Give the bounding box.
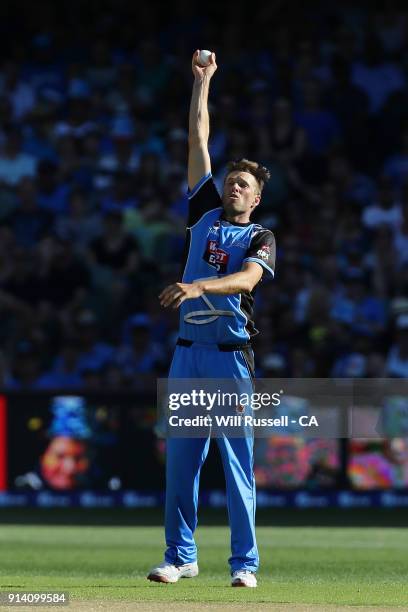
[179,173,275,344]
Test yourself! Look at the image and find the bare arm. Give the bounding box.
[188,50,217,190]
[159,262,263,309]
[195,262,263,295]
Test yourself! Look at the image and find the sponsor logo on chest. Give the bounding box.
[203,240,230,273]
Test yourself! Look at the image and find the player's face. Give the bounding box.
[222,171,261,216]
[40,436,90,490]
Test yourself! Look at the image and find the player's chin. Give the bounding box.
[223,199,241,211]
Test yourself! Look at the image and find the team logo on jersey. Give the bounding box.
[208,220,221,238]
[256,245,270,261]
[203,240,229,273]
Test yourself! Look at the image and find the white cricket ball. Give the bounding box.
[198,49,212,67]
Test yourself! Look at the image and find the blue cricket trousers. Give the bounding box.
[164,342,259,573]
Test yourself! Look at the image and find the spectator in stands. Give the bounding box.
[114,313,162,383]
[394,193,408,268]
[351,33,405,115]
[36,236,90,313]
[6,340,43,389]
[0,125,36,186]
[55,188,102,250]
[95,115,139,191]
[74,309,115,373]
[386,314,408,377]
[37,340,82,389]
[0,61,36,121]
[362,175,402,230]
[383,123,408,190]
[294,78,341,158]
[87,210,140,280]
[6,177,53,248]
[36,160,70,214]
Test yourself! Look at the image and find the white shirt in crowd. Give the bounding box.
[0,153,37,186]
[362,202,402,230]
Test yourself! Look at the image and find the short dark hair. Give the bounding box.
[226,158,271,193]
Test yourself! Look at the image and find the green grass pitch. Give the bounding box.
[0,522,407,608]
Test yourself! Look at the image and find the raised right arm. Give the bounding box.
[188,50,217,190]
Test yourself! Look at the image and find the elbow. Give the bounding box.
[241,272,261,293]
[188,135,208,147]
[242,279,256,293]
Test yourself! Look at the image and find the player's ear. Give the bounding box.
[253,194,261,208]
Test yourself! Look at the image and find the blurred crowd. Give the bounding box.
[0,1,407,390]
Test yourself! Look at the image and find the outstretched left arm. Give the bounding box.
[159,262,263,309]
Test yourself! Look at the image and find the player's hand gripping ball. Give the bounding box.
[192,50,217,80]
[198,49,212,66]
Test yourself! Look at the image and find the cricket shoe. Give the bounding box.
[231,569,257,587]
[147,561,199,583]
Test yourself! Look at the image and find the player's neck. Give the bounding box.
[222,211,252,226]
